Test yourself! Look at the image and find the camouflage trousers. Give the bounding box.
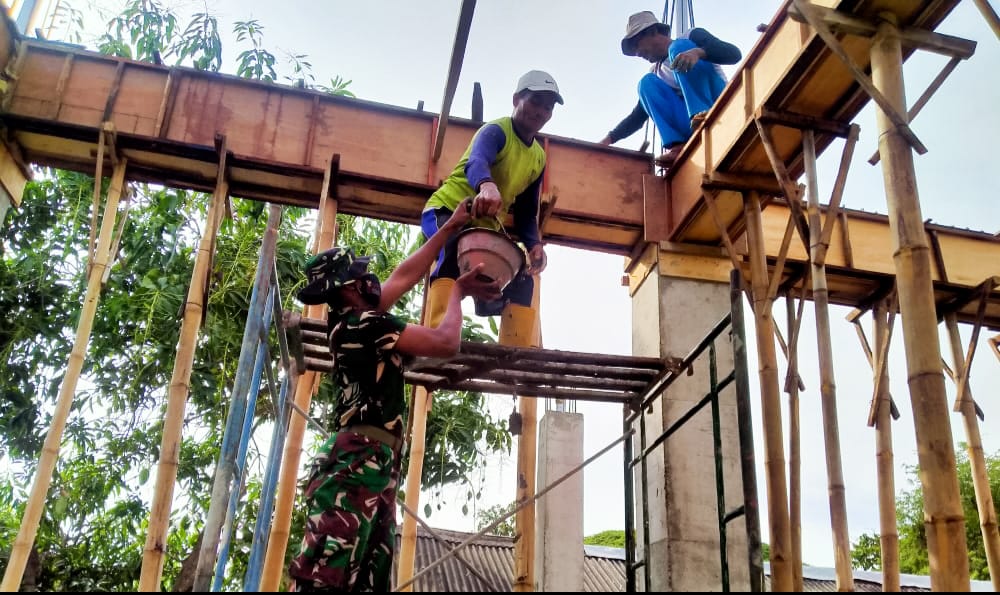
[289,431,399,592]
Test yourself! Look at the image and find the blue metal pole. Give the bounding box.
[212,286,275,590]
[243,371,295,591]
[193,205,282,591]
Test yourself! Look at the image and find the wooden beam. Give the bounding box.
[972,0,1000,39]
[702,171,784,196]
[790,0,927,154]
[756,107,852,138]
[787,2,977,58]
[869,56,962,165]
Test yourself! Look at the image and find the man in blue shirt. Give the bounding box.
[601,11,741,165]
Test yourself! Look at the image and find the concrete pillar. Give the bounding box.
[534,410,584,592]
[630,247,750,591]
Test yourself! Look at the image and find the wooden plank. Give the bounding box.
[0,141,29,207]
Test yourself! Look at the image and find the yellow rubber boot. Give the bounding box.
[499,303,538,349]
[425,278,455,328]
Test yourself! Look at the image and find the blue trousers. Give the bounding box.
[638,38,727,148]
[420,207,533,316]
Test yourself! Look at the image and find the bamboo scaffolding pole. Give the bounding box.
[972,0,1000,40]
[139,145,228,591]
[259,160,338,591]
[870,14,969,590]
[397,385,430,592]
[784,291,804,592]
[743,191,793,591]
[802,130,853,591]
[86,125,106,274]
[397,269,442,592]
[511,285,542,593]
[873,301,900,592]
[0,159,127,593]
[943,314,1000,591]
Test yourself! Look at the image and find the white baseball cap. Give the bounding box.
[515,70,564,105]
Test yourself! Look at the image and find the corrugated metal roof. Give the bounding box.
[393,530,992,592]
[391,527,625,592]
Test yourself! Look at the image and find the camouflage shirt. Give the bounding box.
[328,309,409,438]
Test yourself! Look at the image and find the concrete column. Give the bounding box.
[630,249,750,591]
[534,410,584,592]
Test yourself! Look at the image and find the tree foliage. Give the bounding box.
[0,0,509,590]
[584,530,625,548]
[850,446,1000,581]
[476,502,517,538]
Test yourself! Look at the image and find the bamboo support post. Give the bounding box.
[943,314,1000,591]
[259,158,339,591]
[0,160,128,592]
[783,292,804,592]
[511,284,542,593]
[872,301,900,592]
[397,383,431,592]
[139,141,228,591]
[972,0,1000,40]
[870,13,969,589]
[86,124,107,274]
[802,130,853,590]
[743,191,793,591]
[397,270,444,592]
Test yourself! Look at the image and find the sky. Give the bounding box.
[36,0,1000,570]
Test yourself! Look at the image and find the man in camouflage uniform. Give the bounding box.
[289,201,498,592]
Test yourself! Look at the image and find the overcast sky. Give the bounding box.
[41,0,1000,569]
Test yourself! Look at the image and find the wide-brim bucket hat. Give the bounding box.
[621,11,671,56]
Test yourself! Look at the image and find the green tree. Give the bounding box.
[0,1,509,590]
[584,530,626,548]
[476,502,517,538]
[850,446,1000,580]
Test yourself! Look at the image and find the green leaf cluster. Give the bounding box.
[0,1,510,589]
[850,445,1000,581]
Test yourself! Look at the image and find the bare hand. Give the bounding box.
[473,181,502,218]
[455,263,503,302]
[670,48,705,73]
[599,134,613,146]
[443,198,474,233]
[526,244,547,275]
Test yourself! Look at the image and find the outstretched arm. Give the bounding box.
[378,199,472,310]
[394,264,490,358]
[601,101,649,145]
[688,28,742,64]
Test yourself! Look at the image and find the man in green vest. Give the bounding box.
[421,69,561,325]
